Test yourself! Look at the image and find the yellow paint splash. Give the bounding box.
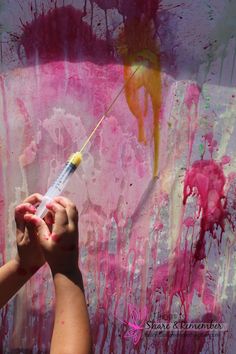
[124,50,161,176]
[117,19,162,176]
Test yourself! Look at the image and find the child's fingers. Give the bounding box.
[44,211,54,226]
[54,196,73,208]
[24,214,50,246]
[23,193,43,206]
[54,196,76,214]
[15,203,36,216]
[68,205,78,226]
[54,196,78,223]
[15,203,37,232]
[46,200,69,226]
[43,212,54,234]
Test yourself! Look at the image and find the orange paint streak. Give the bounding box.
[119,20,162,176]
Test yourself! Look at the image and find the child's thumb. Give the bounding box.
[24,214,49,245]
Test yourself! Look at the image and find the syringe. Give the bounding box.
[36,152,82,218]
[35,65,141,218]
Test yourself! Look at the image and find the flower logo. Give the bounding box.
[117,304,148,345]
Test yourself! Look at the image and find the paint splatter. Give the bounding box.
[183,160,227,261]
[18,5,113,64]
[0,1,236,353]
[118,17,162,176]
[15,98,38,167]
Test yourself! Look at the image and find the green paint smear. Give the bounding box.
[199,143,204,156]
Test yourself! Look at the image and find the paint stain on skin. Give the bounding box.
[44,233,76,252]
[51,233,60,243]
[118,18,162,176]
[183,159,227,261]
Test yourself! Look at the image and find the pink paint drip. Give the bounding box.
[183,216,195,227]
[0,76,10,160]
[183,159,227,261]
[151,247,219,353]
[203,133,218,158]
[16,98,37,167]
[184,83,200,164]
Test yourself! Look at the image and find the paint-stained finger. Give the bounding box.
[24,214,50,247]
[54,196,78,222]
[67,204,78,225]
[44,211,54,225]
[15,203,37,234]
[46,200,68,226]
[23,193,43,205]
[44,211,54,234]
[15,203,36,216]
[54,196,75,208]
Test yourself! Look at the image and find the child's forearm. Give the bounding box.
[50,269,92,354]
[0,259,33,308]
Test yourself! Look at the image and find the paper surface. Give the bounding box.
[0,1,236,353]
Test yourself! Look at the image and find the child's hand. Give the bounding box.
[24,197,79,275]
[15,194,46,274]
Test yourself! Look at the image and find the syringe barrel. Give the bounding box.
[36,152,82,218]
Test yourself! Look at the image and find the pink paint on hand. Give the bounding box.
[24,214,40,225]
[51,233,60,243]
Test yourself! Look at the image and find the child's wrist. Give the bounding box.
[14,256,41,276]
[13,258,28,276]
[48,252,79,276]
[50,263,81,276]
[52,267,84,291]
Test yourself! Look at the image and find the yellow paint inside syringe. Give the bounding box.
[68,151,83,167]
